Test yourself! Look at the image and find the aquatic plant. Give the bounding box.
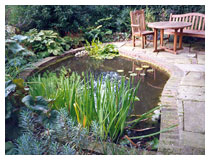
[85,39,119,59]
[28,69,139,142]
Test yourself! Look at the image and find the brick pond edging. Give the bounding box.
[19,41,205,155]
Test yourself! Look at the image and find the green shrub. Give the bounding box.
[6,5,204,36]
[24,29,70,58]
[5,34,36,80]
[84,17,113,42]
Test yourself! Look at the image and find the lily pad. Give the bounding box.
[142,65,150,69]
[136,67,143,71]
[128,71,133,74]
[140,73,146,76]
[130,73,137,76]
[117,69,124,73]
[147,69,154,73]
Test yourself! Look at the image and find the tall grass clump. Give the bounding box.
[29,69,83,121]
[28,69,140,142]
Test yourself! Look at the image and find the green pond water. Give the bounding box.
[39,55,169,115]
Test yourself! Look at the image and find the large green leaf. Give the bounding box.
[22,95,48,113]
[5,83,16,97]
[12,35,28,42]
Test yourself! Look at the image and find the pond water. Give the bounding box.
[39,55,169,115]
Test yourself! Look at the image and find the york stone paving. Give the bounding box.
[115,40,205,155]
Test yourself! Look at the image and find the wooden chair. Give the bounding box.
[130,10,154,49]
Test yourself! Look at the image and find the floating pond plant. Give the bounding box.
[142,65,150,69]
[130,73,137,76]
[117,69,124,73]
[140,73,146,76]
[128,71,133,74]
[147,69,154,73]
[136,67,143,71]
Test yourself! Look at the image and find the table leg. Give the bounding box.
[153,29,158,52]
[160,29,164,47]
[173,29,178,54]
[179,28,183,49]
[141,36,144,49]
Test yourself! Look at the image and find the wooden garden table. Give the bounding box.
[148,21,192,54]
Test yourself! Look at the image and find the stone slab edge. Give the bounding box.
[118,48,204,155]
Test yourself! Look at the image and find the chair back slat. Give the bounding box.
[130,10,146,33]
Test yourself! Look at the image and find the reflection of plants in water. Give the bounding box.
[87,58,104,70]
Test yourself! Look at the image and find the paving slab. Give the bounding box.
[178,86,205,101]
[180,71,205,87]
[175,63,205,72]
[183,101,205,133]
[197,54,205,65]
[181,131,205,149]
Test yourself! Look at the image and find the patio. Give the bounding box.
[113,39,205,154]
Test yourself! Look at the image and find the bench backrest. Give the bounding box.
[169,13,205,31]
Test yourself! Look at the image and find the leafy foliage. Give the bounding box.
[24,29,70,58]
[84,17,113,42]
[6,5,204,37]
[85,39,119,59]
[10,107,138,155]
[5,79,28,120]
[5,34,36,80]
[5,78,29,145]
[12,108,77,155]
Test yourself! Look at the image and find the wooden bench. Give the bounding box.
[164,13,205,39]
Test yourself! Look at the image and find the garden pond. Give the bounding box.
[35,55,170,150]
[39,55,169,115]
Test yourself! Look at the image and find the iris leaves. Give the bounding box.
[28,69,140,142]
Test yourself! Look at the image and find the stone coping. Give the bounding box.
[116,41,205,155]
[19,42,205,155]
